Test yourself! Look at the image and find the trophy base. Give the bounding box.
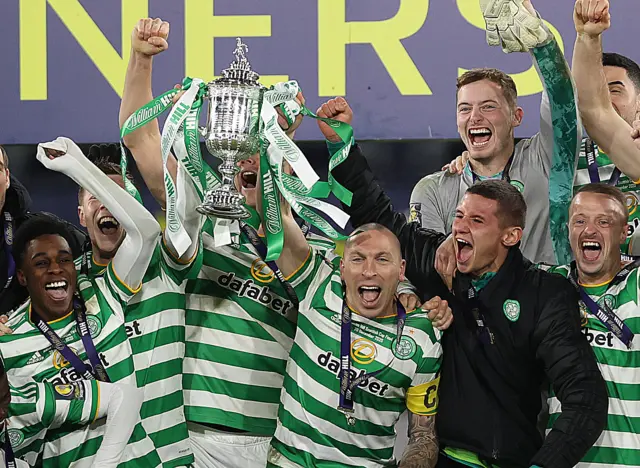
[196,203,251,220]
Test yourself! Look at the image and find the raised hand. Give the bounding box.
[574,0,610,37]
[481,0,550,53]
[316,97,353,143]
[131,18,170,57]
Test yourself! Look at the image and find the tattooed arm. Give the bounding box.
[398,413,439,468]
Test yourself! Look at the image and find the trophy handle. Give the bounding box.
[199,126,207,138]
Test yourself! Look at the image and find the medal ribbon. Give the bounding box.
[584,138,622,186]
[31,299,110,382]
[4,424,15,468]
[338,300,406,418]
[238,222,299,309]
[1,213,14,294]
[569,260,637,348]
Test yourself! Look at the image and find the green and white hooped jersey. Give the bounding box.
[574,138,640,256]
[6,379,101,466]
[0,266,161,467]
[543,264,640,468]
[76,239,203,468]
[183,219,335,435]
[269,252,442,467]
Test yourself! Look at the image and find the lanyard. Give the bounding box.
[1,213,15,294]
[470,155,514,184]
[238,222,300,310]
[4,424,15,468]
[337,299,406,426]
[569,260,638,348]
[584,138,621,186]
[31,298,111,382]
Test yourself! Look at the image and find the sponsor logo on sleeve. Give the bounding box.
[409,203,422,225]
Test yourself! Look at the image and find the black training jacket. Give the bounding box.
[330,144,608,468]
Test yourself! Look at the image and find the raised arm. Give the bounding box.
[483,0,580,264]
[531,277,608,467]
[317,98,447,295]
[119,18,177,207]
[37,137,160,292]
[572,0,640,181]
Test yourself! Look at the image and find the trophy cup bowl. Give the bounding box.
[196,38,264,220]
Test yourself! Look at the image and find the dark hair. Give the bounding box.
[0,146,8,169]
[466,180,527,228]
[603,53,640,91]
[345,223,401,254]
[13,214,78,268]
[78,144,134,205]
[575,183,629,223]
[457,68,518,109]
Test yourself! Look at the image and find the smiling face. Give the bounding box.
[456,79,523,164]
[78,174,125,261]
[604,65,640,125]
[17,234,77,320]
[235,155,259,208]
[452,193,522,277]
[569,191,627,284]
[340,228,406,319]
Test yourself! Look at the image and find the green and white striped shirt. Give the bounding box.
[269,251,442,467]
[77,238,202,468]
[0,265,161,467]
[183,219,335,435]
[7,379,101,466]
[574,138,640,256]
[543,264,640,468]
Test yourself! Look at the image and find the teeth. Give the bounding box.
[582,241,601,248]
[456,238,471,246]
[45,281,67,289]
[243,171,256,177]
[469,128,491,135]
[360,286,380,290]
[98,216,118,226]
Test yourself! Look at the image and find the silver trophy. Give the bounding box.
[196,38,264,219]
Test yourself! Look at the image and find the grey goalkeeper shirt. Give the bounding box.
[410,39,580,265]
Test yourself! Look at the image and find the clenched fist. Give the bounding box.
[316,97,353,143]
[574,0,610,37]
[132,18,170,57]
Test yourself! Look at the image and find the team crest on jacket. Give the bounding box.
[503,299,520,322]
[509,180,524,193]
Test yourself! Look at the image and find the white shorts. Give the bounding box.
[189,422,271,468]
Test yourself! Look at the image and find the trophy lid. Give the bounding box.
[214,38,261,86]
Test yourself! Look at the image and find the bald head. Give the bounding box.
[344,223,402,258]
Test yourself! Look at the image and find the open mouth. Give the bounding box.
[240,171,257,190]
[468,128,492,148]
[581,240,602,262]
[44,280,69,302]
[456,238,474,263]
[97,216,120,235]
[358,285,381,306]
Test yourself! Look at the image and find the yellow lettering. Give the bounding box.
[20,0,148,100]
[318,0,431,96]
[456,0,565,97]
[185,0,287,88]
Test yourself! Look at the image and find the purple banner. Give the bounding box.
[1,0,638,144]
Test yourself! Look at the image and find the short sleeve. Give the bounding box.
[406,322,443,415]
[159,235,204,285]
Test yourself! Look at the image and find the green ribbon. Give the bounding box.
[259,137,284,261]
[119,88,180,203]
